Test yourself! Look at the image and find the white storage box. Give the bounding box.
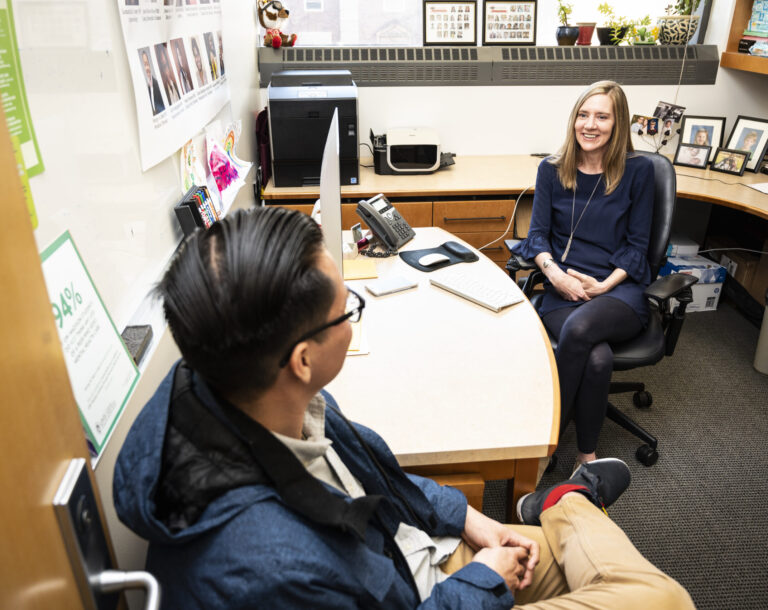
[658,255,726,312]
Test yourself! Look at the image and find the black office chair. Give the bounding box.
[505,151,698,466]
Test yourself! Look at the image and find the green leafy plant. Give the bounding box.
[629,15,659,44]
[665,0,701,16]
[597,3,629,29]
[557,0,573,26]
[597,2,630,43]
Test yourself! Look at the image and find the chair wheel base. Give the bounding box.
[633,391,653,409]
[636,444,659,466]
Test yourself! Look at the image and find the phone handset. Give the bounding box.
[356,194,415,251]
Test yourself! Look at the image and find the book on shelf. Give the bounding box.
[738,36,768,53]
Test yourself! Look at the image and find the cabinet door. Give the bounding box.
[276,203,315,217]
[434,200,516,233]
[341,201,432,230]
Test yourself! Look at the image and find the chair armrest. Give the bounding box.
[644,273,698,306]
[503,239,537,271]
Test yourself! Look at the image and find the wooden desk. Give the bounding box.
[263,154,768,220]
[327,228,559,520]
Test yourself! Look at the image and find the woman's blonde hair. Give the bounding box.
[551,80,633,195]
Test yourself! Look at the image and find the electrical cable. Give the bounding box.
[674,171,764,190]
[477,184,533,253]
[359,142,374,167]
[699,247,768,256]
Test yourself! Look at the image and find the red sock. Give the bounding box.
[542,484,589,512]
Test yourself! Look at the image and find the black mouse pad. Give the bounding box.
[399,241,479,273]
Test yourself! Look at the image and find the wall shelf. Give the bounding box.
[720,0,767,75]
[720,51,768,74]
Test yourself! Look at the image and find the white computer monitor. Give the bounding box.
[319,109,343,271]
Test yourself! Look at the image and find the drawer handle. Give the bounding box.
[480,246,503,252]
[442,215,506,222]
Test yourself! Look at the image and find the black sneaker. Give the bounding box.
[516,458,631,526]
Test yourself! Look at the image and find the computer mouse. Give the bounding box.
[418,253,450,267]
[442,241,475,261]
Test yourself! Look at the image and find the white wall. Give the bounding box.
[13,1,256,605]
[257,1,768,163]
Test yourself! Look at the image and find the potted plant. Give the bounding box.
[556,0,579,46]
[658,0,702,45]
[628,15,659,45]
[596,3,629,46]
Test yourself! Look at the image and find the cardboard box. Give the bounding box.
[665,234,699,257]
[658,255,727,312]
[705,235,759,289]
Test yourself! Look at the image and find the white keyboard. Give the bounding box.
[430,269,523,312]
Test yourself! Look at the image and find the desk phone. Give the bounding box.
[356,194,415,251]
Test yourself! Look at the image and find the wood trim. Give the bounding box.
[0,113,109,607]
[428,473,485,512]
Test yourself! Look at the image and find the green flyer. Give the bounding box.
[40,232,139,458]
[11,134,35,228]
[0,0,44,176]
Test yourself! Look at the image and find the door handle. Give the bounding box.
[480,246,503,252]
[54,458,162,610]
[96,570,160,610]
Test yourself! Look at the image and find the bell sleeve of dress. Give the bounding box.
[609,158,654,285]
[511,161,555,261]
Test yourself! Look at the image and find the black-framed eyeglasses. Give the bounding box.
[278,288,366,368]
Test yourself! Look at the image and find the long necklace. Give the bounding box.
[562,175,602,263]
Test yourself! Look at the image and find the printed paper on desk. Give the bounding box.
[347,321,369,356]
[343,258,378,280]
[746,182,768,195]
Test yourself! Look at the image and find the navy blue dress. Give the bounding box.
[513,155,654,325]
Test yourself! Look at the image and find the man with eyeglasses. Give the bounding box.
[114,207,693,609]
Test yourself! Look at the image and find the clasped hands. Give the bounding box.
[551,268,605,302]
[463,506,539,592]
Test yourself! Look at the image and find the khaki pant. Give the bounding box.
[441,494,695,609]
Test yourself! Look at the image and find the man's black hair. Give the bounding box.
[156,207,335,400]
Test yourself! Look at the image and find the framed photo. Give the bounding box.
[673,142,710,169]
[482,1,537,46]
[423,1,478,46]
[653,101,686,124]
[679,115,725,163]
[710,148,748,176]
[725,115,768,172]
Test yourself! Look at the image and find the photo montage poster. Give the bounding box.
[118,0,229,171]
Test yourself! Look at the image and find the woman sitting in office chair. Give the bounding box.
[512,80,654,472]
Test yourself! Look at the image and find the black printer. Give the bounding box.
[268,70,359,187]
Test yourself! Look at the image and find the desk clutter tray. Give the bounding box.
[174,185,221,236]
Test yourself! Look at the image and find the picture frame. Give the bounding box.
[482,1,537,46]
[710,148,748,177]
[423,1,478,46]
[673,142,710,169]
[725,115,768,173]
[679,115,726,163]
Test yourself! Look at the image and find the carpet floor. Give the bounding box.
[482,300,768,609]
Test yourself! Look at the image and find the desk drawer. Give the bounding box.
[452,231,515,262]
[434,200,515,233]
[271,201,432,231]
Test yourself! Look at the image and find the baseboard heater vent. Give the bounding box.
[258,45,718,87]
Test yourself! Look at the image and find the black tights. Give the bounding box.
[542,297,642,455]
